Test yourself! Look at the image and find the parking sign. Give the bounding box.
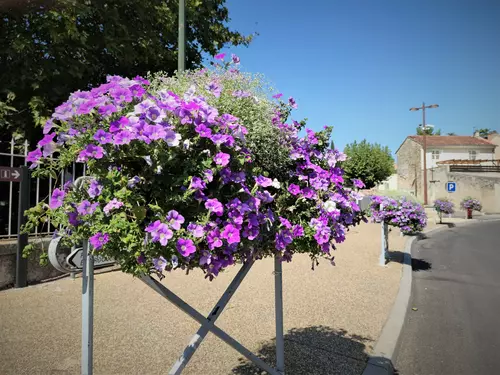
[446,182,456,193]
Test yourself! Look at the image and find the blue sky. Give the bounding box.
[219,0,500,154]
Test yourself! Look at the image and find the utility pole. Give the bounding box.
[178,0,185,73]
[410,102,439,205]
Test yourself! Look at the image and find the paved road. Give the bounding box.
[395,221,500,375]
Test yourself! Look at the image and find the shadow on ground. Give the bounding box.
[387,251,432,272]
[231,326,372,375]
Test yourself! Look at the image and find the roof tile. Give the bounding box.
[408,136,494,147]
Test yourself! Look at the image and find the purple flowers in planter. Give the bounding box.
[460,197,482,211]
[370,195,427,235]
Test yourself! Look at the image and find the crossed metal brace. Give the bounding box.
[139,256,285,375]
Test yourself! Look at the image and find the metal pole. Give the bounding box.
[422,102,428,205]
[169,259,255,374]
[81,240,94,375]
[16,166,30,288]
[380,222,388,266]
[178,0,185,73]
[274,256,285,374]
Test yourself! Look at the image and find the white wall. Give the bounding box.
[376,174,398,191]
[424,147,495,168]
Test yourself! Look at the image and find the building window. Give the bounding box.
[431,151,440,160]
[469,150,477,160]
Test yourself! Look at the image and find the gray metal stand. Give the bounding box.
[81,240,94,375]
[140,255,286,375]
[380,222,389,266]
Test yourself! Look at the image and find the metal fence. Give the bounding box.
[0,138,86,239]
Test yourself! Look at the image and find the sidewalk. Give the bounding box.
[0,223,406,375]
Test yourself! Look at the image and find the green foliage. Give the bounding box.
[477,128,492,138]
[446,132,456,136]
[416,126,441,135]
[342,140,395,189]
[0,0,253,143]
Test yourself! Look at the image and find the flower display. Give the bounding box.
[23,55,366,280]
[370,196,427,235]
[460,197,482,212]
[434,199,455,215]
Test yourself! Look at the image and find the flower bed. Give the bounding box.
[369,195,427,235]
[23,55,366,280]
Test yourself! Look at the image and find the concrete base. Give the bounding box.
[0,237,64,289]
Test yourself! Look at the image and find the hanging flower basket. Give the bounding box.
[369,195,427,235]
[22,55,367,280]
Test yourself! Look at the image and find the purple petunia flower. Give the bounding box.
[89,232,109,250]
[255,175,273,187]
[27,149,42,166]
[78,144,104,161]
[352,179,365,189]
[77,200,99,216]
[103,198,123,216]
[165,130,181,147]
[214,152,230,166]
[288,184,301,196]
[292,224,304,238]
[221,224,241,244]
[68,211,80,226]
[49,188,65,209]
[205,198,224,216]
[187,223,205,238]
[98,104,118,117]
[195,124,212,138]
[231,54,240,64]
[88,179,103,198]
[272,93,283,99]
[93,129,113,144]
[288,97,298,109]
[214,53,226,61]
[275,230,293,250]
[177,238,196,257]
[207,229,223,250]
[204,169,214,182]
[166,210,185,230]
[199,250,212,266]
[206,81,222,98]
[152,256,167,272]
[190,176,206,190]
[146,220,173,246]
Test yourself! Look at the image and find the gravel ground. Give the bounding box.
[0,222,406,375]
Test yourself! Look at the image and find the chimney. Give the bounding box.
[473,130,480,138]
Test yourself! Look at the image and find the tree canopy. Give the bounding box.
[0,0,252,143]
[342,140,395,189]
[477,128,493,138]
[416,126,441,135]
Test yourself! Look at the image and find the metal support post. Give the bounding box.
[140,268,280,375]
[16,166,30,288]
[274,256,285,374]
[380,222,389,266]
[81,240,94,375]
[169,259,255,374]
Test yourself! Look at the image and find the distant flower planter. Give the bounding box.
[460,197,481,220]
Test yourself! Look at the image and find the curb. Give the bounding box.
[361,219,500,375]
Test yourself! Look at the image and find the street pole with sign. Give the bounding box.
[409,103,439,205]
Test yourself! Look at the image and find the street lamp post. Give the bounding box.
[178,0,185,73]
[409,102,439,205]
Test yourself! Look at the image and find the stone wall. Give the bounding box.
[396,138,423,198]
[488,133,500,159]
[0,237,64,289]
[428,166,500,213]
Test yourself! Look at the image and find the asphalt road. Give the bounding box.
[395,221,500,375]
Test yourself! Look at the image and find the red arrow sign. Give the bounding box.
[0,167,22,182]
